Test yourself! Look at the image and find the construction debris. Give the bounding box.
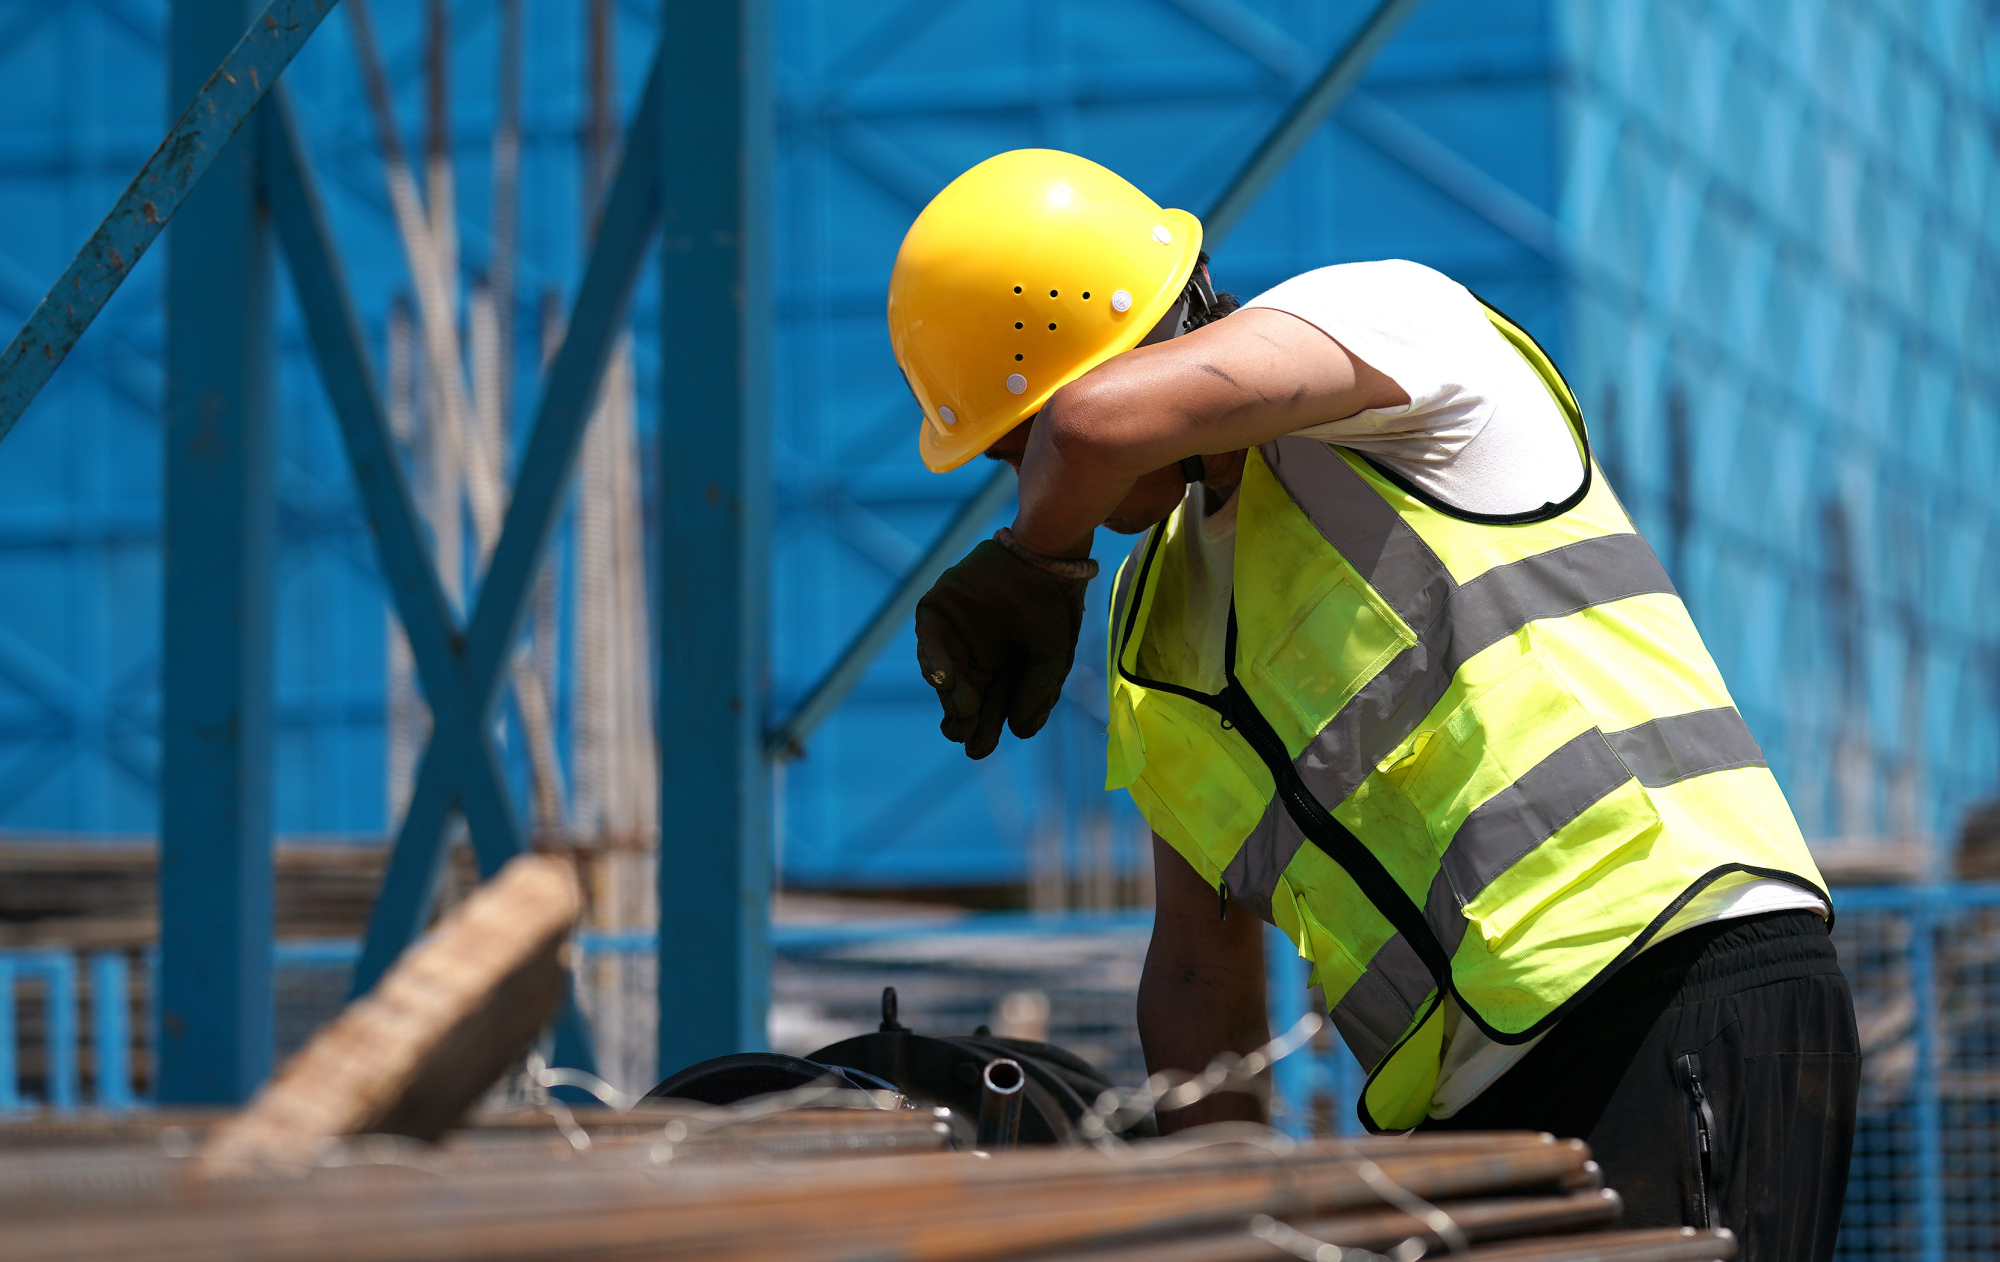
[0,856,1735,1261]
[0,1119,1731,1262]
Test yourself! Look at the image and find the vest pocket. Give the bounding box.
[1392,649,1665,953]
[1248,567,1412,747]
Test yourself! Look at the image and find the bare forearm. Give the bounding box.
[1138,836,1271,1133]
[1008,308,1408,558]
[1011,403,1144,557]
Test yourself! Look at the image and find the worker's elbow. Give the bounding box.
[1040,372,1150,472]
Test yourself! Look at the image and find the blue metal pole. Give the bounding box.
[1333,1033,1367,1135]
[1911,889,1945,1262]
[36,952,79,1111]
[1264,925,1310,1139]
[0,957,14,1111]
[0,0,336,444]
[142,944,160,1104]
[156,0,277,1105]
[656,0,774,1074]
[91,952,134,1109]
[258,97,488,986]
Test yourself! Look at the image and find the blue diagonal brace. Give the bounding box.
[259,91,596,1073]
[261,97,459,699]
[339,40,666,993]
[0,0,338,443]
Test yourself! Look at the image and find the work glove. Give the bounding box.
[915,532,1093,759]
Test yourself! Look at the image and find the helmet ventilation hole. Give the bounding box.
[1013,286,1022,294]
[1015,354,1023,361]
[1049,289,1058,297]
[1082,292,1091,299]
[1048,323,1057,331]
[1015,322,1023,329]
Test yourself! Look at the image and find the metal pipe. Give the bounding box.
[976,1058,1024,1151]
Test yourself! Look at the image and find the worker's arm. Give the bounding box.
[1010,306,1409,558]
[1137,833,1270,1133]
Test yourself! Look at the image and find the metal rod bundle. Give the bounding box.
[0,1122,1735,1262]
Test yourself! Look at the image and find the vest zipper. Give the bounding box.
[1675,1052,1717,1229]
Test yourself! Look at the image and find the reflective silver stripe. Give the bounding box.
[1260,438,1454,632]
[1424,862,1469,960]
[1439,728,1633,905]
[1227,439,1679,915]
[1446,535,1677,667]
[1336,704,1775,1074]
[1223,800,1293,925]
[1420,707,1766,933]
[1329,932,1434,1073]
[1607,706,1766,788]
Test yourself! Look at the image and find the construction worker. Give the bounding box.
[890,150,1859,1259]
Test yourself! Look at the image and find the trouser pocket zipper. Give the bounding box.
[1676,1051,1717,1230]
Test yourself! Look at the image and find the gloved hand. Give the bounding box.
[915,535,1091,759]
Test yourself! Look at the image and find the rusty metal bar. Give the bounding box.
[0,0,338,444]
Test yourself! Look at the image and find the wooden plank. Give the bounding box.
[198,854,580,1170]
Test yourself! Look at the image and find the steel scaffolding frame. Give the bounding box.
[0,0,1439,1092]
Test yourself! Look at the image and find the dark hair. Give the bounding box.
[1182,250,1239,331]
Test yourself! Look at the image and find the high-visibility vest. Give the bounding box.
[1105,303,1828,1132]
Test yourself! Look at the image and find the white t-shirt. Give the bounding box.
[1247,259,1584,516]
[1173,261,1825,1118]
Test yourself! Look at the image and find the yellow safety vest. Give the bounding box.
[1105,304,1828,1131]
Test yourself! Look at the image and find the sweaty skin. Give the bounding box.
[982,305,1408,1131]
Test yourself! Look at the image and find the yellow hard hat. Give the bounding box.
[888,150,1203,472]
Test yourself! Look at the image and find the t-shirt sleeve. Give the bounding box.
[1238,260,1584,516]
[1241,259,1503,453]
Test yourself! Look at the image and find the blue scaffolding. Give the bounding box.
[0,19,1994,1262]
[0,0,1439,1094]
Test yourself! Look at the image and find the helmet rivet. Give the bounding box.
[1152,224,1172,244]
[938,406,956,425]
[1005,373,1027,395]
[1110,290,1132,313]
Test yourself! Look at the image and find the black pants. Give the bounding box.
[1422,910,1861,1262]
